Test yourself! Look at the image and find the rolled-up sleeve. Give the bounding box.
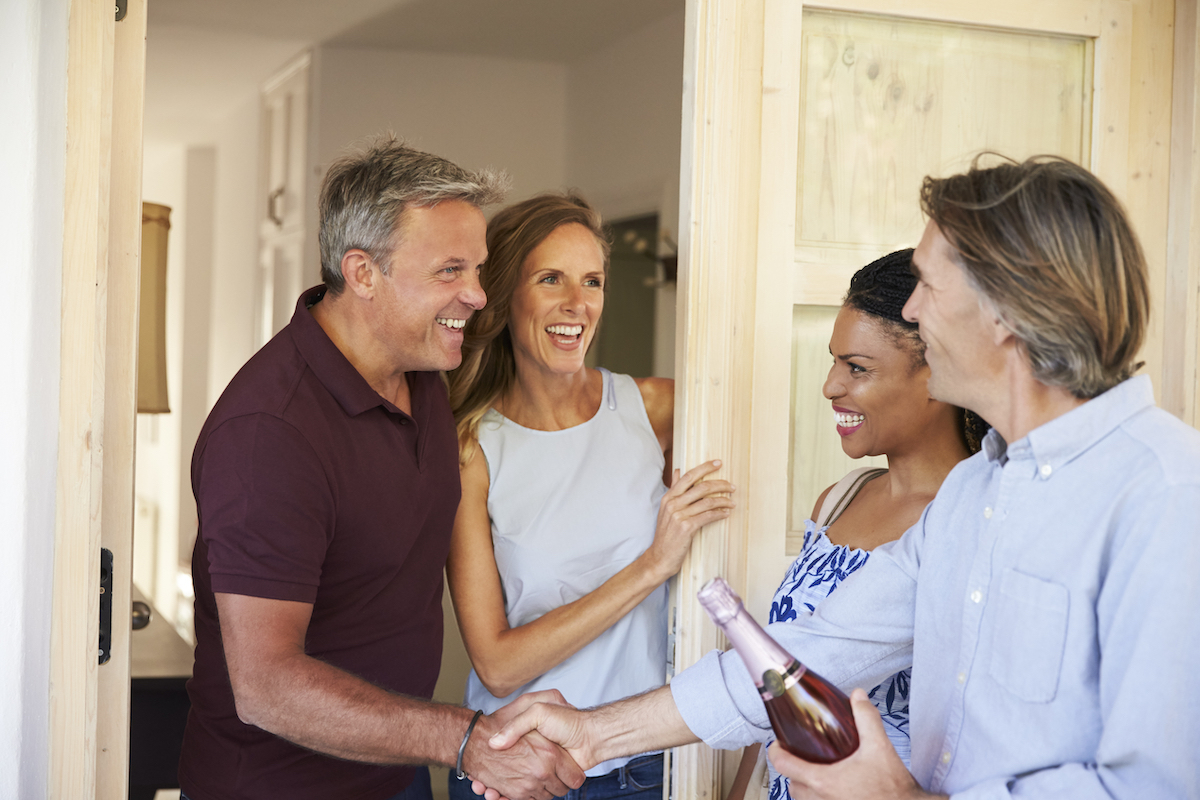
[671,647,769,750]
[670,514,923,751]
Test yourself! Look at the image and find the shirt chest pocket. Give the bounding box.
[987,568,1070,704]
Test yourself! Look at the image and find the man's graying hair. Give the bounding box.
[318,136,509,294]
[921,154,1148,398]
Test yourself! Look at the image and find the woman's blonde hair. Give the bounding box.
[447,193,609,463]
[921,154,1148,398]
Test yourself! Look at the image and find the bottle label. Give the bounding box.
[758,661,806,700]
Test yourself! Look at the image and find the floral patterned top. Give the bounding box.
[764,517,912,800]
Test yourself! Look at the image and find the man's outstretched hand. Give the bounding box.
[458,691,586,800]
[488,698,599,771]
[767,688,944,800]
[464,685,697,800]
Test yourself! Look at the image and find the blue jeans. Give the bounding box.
[447,754,663,800]
[182,766,432,800]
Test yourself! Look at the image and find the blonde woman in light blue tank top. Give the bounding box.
[446,194,736,800]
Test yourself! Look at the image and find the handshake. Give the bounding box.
[456,681,925,800]
[456,690,587,800]
[455,685,692,800]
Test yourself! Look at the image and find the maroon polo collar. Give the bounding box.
[288,285,411,419]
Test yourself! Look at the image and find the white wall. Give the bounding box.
[566,10,685,220]
[0,0,68,795]
[137,24,303,633]
[138,92,267,630]
[313,46,569,212]
[566,9,686,378]
[209,93,264,401]
[174,147,217,629]
[137,144,189,620]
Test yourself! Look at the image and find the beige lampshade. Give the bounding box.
[138,202,171,413]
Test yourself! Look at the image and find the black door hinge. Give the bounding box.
[99,548,113,664]
[116,0,127,22]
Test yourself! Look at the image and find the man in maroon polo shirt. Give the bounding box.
[179,138,585,800]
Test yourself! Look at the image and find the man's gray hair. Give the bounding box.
[318,135,509,294]
[921,154,1148,398]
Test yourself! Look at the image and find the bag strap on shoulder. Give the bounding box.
[815,466,887,528]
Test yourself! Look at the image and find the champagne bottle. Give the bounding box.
[696,576,859,764]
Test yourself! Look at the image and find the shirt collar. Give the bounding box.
[983,375,1156,478]
[288,285,401,418]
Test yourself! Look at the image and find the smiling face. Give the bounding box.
[508,223,606,378]
[374,199,488,373]
[902,221,1004,411]
[823,305,947,459]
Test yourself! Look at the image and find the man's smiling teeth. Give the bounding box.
[546,324,583,336]
[436,317,466,330]
[836,412,865,428]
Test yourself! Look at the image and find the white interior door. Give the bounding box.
[257,55,312,347]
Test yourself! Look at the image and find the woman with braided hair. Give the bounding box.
[727,249,987,800]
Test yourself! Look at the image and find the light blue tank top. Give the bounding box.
[464,368,669,777]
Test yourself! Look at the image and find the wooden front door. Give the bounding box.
[668,1,1163,797]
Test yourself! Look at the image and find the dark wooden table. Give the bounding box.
[129,586,193,800]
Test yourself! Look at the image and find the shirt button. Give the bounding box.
[941,751,952,764]
[1040,463,1052,477]
[983,506,993,519]
[957,672,966,684]
[970,589,982,603]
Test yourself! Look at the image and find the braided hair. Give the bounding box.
[844,249,924,367]
[844,249,990,454]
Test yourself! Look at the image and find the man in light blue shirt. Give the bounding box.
[486,156,1200,799]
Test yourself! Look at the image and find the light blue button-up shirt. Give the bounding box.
[671,376,1200,798]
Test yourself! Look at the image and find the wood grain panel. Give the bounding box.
[1166,0,1200,425]
[96,0,147,796]
[739,0,805,628]
[1117,0,1174,411]
[51,0,114,796]
[806,0,1109,36]
[795,11,1088,254]
[673,0,767,795]
[787,4,1137,542]
[673,3,1165,800]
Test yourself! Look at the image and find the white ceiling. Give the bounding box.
[144,0,682,145]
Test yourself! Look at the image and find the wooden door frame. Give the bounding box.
[1166,0,1200,427]
[670,1,796,794]
[671,1,1136,797]
[50,0,146,797]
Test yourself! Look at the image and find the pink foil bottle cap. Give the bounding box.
[697,576,743,625]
